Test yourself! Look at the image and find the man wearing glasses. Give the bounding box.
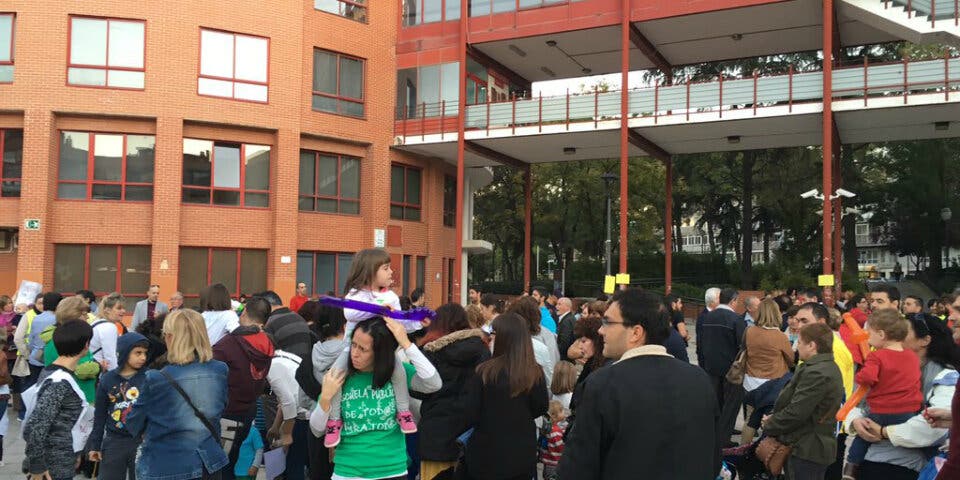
[558,288,719,480]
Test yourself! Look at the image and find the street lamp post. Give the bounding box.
[602,173,619,277]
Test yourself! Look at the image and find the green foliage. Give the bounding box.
[471,41,960,293]
[755,255,817,292]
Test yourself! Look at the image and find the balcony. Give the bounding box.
[394,55,960,164]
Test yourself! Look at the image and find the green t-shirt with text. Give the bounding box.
[333,363,416,479]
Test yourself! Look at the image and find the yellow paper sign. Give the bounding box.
[603,275,616,294]
[817,274,835,287]
[615,273,630,285]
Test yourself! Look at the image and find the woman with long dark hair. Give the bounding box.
[309,317,440,480]
[458,312,548,480]
[415,304,490,480]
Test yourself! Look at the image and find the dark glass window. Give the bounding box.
[178,247,267,307]
[313,49,364,117]
[443,175,456,227]
[0,129,22,197]
[182,139,270,207]
[296,251,354,297]
[57,131,155,201]
[390,164,421,221]
[54,244,151,312]
[298,150,360,214]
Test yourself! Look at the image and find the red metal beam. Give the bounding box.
[464,140,527,169]
[629,23,672,75]
[628,130,671,162]
[455,0,468,304]
[619,0,630,275]
[822,0,835,278]
[466,45,532,93]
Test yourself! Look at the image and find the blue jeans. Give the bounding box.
[847,411,917,465]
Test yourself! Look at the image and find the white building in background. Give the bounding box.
[678,214,959,278]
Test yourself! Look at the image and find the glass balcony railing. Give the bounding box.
[396,55,960,139]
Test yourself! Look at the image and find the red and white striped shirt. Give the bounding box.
[541,422,566,466]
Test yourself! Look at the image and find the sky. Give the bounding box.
[532,70,652,96]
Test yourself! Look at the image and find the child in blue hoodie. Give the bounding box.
[87,332,150,480]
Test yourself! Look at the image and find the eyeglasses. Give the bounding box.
[600,317,625,327]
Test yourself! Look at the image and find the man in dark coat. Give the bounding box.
[558,289,719,480]
[699,287,746,447]
[555,297,577,361]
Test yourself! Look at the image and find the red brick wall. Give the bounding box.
[0,1,458,306]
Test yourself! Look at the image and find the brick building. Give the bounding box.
[0,1,462,310]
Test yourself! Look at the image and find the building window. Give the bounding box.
[199,29,268,103]
[402,255,412,296]
[57,131,155,201]
[1,129,22,197]
[400,255,427,296]
[402,0,460,26]
[395,62,459,119]
[390,164,421,221]
[312,49,364,117]
[416,256,426,291]
[298,150,360,214]
[443,175,456,227]
[296,251,354,297]
[182,139,270,208]
[316,0,368,23]
[446,258,454,303]
[178,248,267,307]
[0,13,14,83]
[470,0,578,16]
[54,244,151,312]
[68,17,145,89]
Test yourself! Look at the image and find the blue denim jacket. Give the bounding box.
[126,360,229,480]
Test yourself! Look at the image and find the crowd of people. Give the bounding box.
[1,255,959,480]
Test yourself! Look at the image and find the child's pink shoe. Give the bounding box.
[397,410,417,433]
[324,419,343,447]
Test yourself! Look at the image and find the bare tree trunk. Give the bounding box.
[708,221,717,255]
[843,211,859,281]
[740,151,756,288]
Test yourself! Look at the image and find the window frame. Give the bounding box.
[298,150,360,216]
[66,15,146,90]
[390,163,422,222]
[177,247,267,302]
[312,48,366,118]
[0,13,14,83]
[297,251,354,297]
[0,128,21,197]
[315,0,368,23]
[443,174,456,227]
[56,130,155,202]
[53,244,151,313]
[197,28,270,104]
[181,138,272,209]
[402,0,460,27]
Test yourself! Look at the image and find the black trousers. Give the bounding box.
[858,461,919,480]
[710,375,745,446]
[824,432,847,480]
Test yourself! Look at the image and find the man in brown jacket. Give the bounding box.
[762,323,844,480]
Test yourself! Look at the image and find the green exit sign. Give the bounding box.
[24,219,40,231]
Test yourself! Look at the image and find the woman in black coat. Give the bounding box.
[459,312,548,480]
[415,304,490,480]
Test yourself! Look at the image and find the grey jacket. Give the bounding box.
[131,300,168,331]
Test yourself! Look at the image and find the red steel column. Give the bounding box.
[454,0,468,303]
[619,0,630,274]
[524,165,533,292]
[821,0,835,277]
[664,157,674,294]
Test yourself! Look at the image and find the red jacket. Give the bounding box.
[855,348,922,414]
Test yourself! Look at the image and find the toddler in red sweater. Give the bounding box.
[843,309,923,480]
